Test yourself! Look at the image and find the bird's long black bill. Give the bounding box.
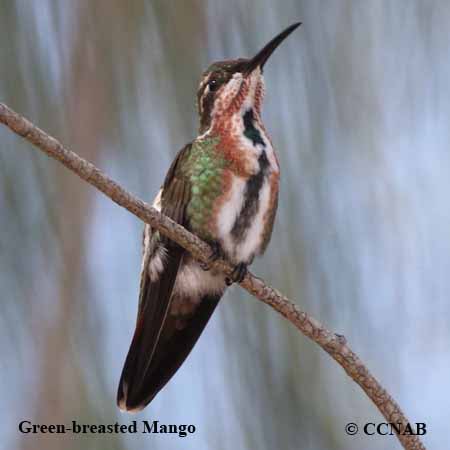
[245,22,301,75]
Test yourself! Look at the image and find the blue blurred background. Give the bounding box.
[1,1,448,449]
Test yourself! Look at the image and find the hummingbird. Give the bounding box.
[117,22,301,412]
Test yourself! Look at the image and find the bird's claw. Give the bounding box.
[200,242,247,285]
[200,241,225,272]
[225,262,248,286]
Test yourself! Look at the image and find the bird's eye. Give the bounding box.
[208,79,219,92]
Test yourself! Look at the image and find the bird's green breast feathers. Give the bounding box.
[182,137,228,237]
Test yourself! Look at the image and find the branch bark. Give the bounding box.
[0,102,426,450]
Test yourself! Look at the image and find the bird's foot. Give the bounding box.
[200,241,225,271]
[225,262,248,286]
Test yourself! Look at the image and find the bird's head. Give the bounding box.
[196,22,301,134]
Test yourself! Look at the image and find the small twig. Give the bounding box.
[0,102,426,450]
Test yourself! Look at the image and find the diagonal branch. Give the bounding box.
[0,102,425,450]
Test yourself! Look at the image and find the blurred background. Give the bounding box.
[0,1,448,449]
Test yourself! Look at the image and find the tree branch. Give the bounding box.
[0,102,425,450]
